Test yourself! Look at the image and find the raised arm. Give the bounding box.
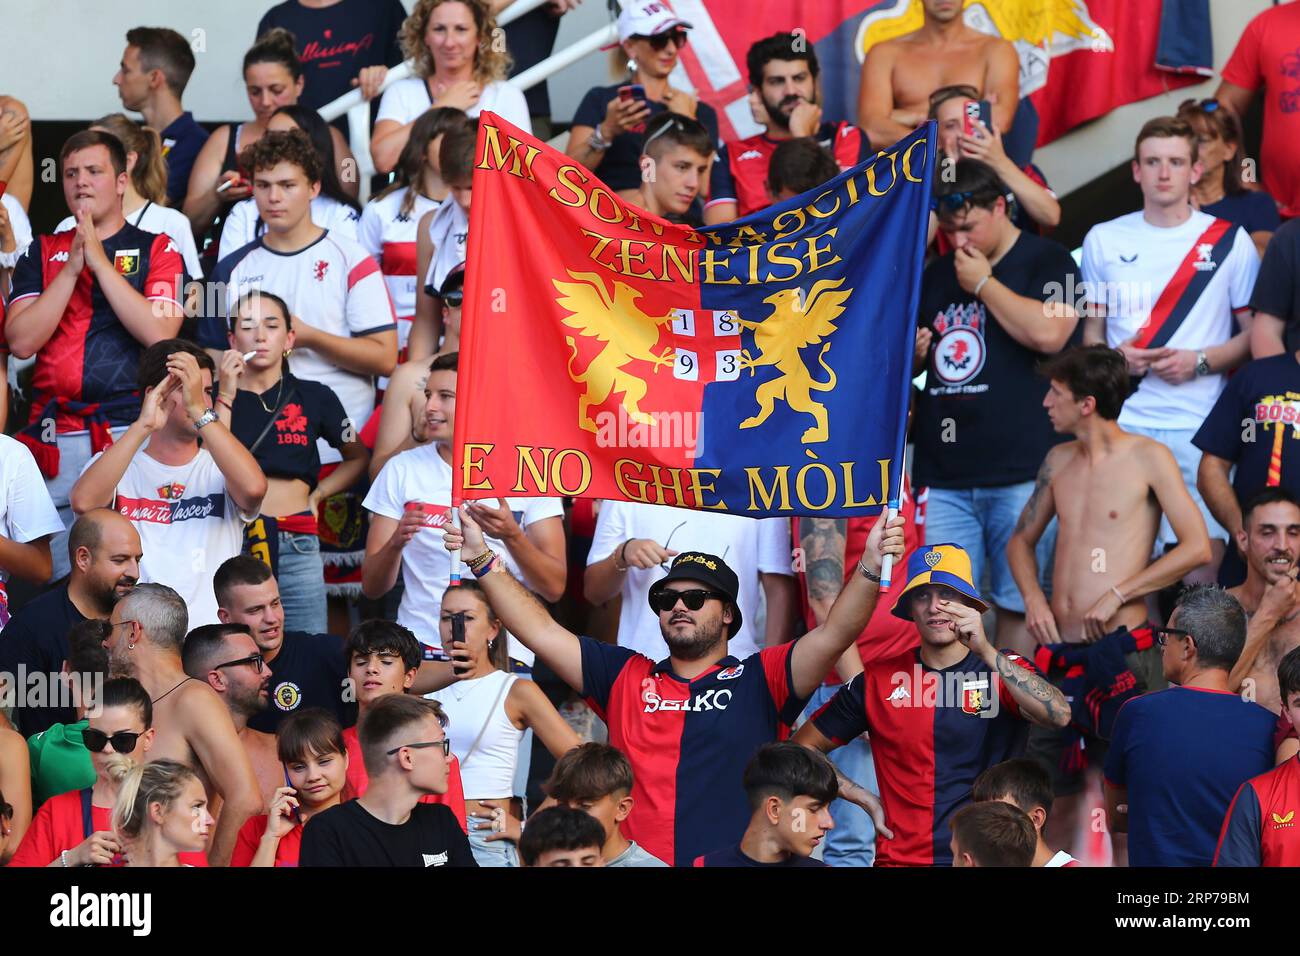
[443,505,584,690]
[467,504,566,603]
[984,39,1020,134]
[69,377,179,514]
[1008,447,1062,645]
[183,688,264,866]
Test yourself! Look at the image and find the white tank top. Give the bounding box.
[431,670,522,799]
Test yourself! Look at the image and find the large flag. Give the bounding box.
[670,0,1208,147]
[453,114,933,519]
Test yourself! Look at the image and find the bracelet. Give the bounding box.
[588,125,611,151]
[857,556,881,583]
[61,850,70,867]
[1110,585,1125,604]
[973,274,992,298]
[466,548,495,572]
[471,554,498,579]
[615,539,631,572]
[216,395,234,410]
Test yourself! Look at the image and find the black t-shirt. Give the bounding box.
[694,844,826,867]
[247,630,355,734]
[505,6,561,118]
[299,800,476,867]
[1192,354,1300,502]
[229,375,350,489]
[257,0,407,114]
[1203,191,1281,237]
[571,84,720,191]
[0,586,87,737]
[913,232,1080,488]
[1251,218,1300,353]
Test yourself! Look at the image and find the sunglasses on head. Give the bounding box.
[638,29,688,51]
[83,728,143,754]
[931,190,977,213]
[650,588,726,613]
[1180,97,1220,114]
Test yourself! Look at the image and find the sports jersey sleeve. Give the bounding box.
[1249,223,1298,320]
[707,143,738,207]
[344,252,397,336]
[7,237,47,304]
[229,814,266,867]
[1226,226,1262,312]
[357,203,384,260]
[578,634,638,716]
[170,215,204,279]
[1,441,64,542]
[810,674,869,744]
[1039,241,1082,308]
[197,249,244,349]
[1220,12,1263,90]
[361,455,407,521]
[586,500,627,564]
[1192,370,1248,460]
[756,517,793,576]
[1102,698,1134,787]
[316,383,352,451]
[758,641,807,727]
[217,199,256,262]
[144,232,185,309]
[5,798,58,867]
[1213,781,1263,867]
[1079,227,1106,313]
[995,651,1044,719]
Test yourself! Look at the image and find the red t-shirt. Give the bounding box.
[1221,3,1300,217]
[341,725,468,831]
[230,812,303,867]
[7,788,208,867]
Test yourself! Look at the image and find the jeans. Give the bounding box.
[48,426,130,581]
[924,482,1057,612]
[796,685,879,867]
[467,817,520,867]
[277,532,327,635]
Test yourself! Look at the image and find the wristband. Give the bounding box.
[466,548,495,572]
[1110,585,1125,604]
[615,539,631,571]
[471,554,498,579]
[61,850,71,867]
[216,395,234,410]
[973,275,991,298]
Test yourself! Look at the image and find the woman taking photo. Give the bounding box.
[431,580,581,867]
[370,0,530,174]
[216,290,370,636]
[111,758,213,868]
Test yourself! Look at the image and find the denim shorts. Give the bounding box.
[276,531,326,635]
[1123,424,1229,547]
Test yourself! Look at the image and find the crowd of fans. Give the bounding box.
[0,0,1299,869]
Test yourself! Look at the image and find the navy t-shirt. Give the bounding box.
[257,0,407,114]
[571,84,720,191]
[246,630,355,734]
[0,587,86,737]
[1192,354,1300,502]
[229,374,350,489]
[1103,686,1275,866]
[694,844,826,867]
[160,112,209,207]
[504,6,560,118]
[1251,218,1300,354]
[913,231,1080,489]
[1203,190,1281,237]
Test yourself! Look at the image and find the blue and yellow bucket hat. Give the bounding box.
[890,543,990,621]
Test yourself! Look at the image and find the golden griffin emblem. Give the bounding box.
[737,278,851,450]
[553,270,675,434]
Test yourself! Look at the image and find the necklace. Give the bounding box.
[152,676,194,705]
[258,377,285,414]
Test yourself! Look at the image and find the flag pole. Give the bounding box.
[879,439,907,591]
[450,504,462,587]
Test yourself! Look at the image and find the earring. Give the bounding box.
[127,642,135,650]
[284,348,293,358]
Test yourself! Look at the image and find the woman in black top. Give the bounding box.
[215,290,370,634]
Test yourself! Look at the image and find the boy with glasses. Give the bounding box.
[299,693,475,867]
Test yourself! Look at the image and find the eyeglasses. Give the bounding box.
[1155,626,1193,647]
[386,739,452,757]
[442,291,464,307]
[215,653,265,673]
[638,29,688,51]
[82,728,143,754]
[650,588,727,614]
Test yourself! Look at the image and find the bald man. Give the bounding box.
[0,508,142,735]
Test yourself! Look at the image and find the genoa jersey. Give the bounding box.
[357,187,441,345]
[812,647,1036,866]
[8,224,184,431]
[579,636,808,867]
[1216,756,1300,867]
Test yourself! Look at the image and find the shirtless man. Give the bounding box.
[1226,489,1300,714]
[182,623,282,809]
[1006,344,1211,859]
[857,0,1018,149]
[104,582,262,866]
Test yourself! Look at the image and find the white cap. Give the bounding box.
[616,1,693,42]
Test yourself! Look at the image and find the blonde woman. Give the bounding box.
[371,0,530,173]
[110,758,213,867]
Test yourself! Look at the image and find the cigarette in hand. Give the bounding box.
[217,179,239,194]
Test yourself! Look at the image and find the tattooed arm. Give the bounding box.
[800,516,848,626]
[1007,446,1063,645]
[992,648,1072,729]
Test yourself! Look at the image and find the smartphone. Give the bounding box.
[619,84,648,133]
[450,612,469,674]
[963,99,992,137]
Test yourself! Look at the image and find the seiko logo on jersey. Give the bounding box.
[738,149,763,161]
[1192,241,1217,272]
[643,688,733,713]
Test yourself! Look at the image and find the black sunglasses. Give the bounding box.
[215,653,265,673]
[650,588,727,614]
[639,29,688,51]
[1179,97,1220,114]
[442,291,464,307]
[83,728,143,754]
[1155,626,1193,647]
[386,739,452,757]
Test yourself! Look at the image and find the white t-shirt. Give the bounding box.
[56,200,202,278]
[362,443,564,664]
[357,187,442,340]
[1044,849,1078,867]
[203,230,397,464]
[2,194,32,255]
[586,501,793,661]
[1080,209,1259,429]
[423,199,468,295]
[0,435,64,624]
[217,195,360,262]
[376,77,533,134]
[89,446,256,627]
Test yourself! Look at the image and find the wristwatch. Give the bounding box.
[193,408,219,430]
[1195,350,1211,377]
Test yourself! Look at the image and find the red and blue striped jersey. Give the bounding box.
[811,647,1037,866]
[580,636,807,867]
[1215,755,1300,866]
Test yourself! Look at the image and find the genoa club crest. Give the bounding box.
[961,679,989,716]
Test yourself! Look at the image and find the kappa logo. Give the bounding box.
[738,149,763,161]
[887,684,910,702]
[423,851,448,867]
[1272,810,1295,829]
[716,664,744,680]
[643,688,733,713]
[1193,242,1217,272]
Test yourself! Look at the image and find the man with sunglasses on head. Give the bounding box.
[183,623,282,811]
[447,505,904,867]
[103,582,262,865]
[619,112,713,227]
[705,31,871,225]
[566,2,718,195]
[914,159,1080,657]
[1104,585,1275,866]
[300,693,475,867]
